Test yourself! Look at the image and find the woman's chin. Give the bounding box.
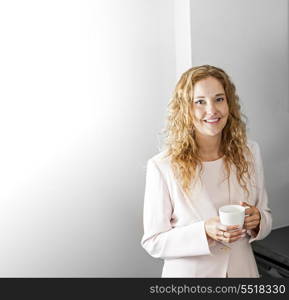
[199,130,223,138]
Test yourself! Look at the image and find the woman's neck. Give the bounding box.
[196,134,223,161]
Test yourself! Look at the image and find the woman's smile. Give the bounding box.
[203,117,221,125]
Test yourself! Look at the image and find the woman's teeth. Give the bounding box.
[205,118,220,123]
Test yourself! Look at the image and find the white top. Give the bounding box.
[201,157,240,277]
[201,157,231,210]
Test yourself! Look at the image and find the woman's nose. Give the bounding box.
[206,102,217,114]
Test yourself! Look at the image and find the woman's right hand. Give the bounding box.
[205,216,246,243]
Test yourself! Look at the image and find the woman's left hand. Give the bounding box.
[240,202,261,233]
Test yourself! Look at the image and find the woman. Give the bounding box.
[141,65,272,277]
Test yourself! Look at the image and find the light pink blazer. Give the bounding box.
[141,140,272,277]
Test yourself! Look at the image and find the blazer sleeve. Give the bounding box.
[248,142,272,243]
[140,158,212,259]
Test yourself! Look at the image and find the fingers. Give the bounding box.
[244,221,259,230]
[217,224,239,232]
[240,201,252,207]
[216,224,227,231]
[245,207,254,215]
[241,203,261,218]
[244,214,260,223]
[225,234,246,243]
[216,233,246,243]
[208,215,251,243]
[226,229,246,238]
[240,202,254,215]
[244,214,260,230]
[244,212,260,230]
[244,209,261,229]
[216,228,246,242]
[223,229,246,239]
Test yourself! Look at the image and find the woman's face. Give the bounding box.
[191,76,229,139]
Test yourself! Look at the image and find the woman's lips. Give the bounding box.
[204,118,221,124]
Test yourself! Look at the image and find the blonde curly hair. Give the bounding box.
[162,65,253,198]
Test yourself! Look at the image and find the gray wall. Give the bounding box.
[0,0,175,277]
[190,0,289,229]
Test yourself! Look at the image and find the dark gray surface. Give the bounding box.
[252,226,289,267]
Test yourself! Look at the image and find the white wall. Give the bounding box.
[189,0,289,228]
[0,0,176,276]
[174,0,192,80]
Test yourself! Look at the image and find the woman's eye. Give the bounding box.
[216,97,224,102]
[195,100,205,104]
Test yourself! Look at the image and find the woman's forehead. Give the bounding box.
[193,77,225,98]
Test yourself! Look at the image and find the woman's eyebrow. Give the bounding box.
[194,93,225,99]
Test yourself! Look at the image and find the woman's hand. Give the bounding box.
[240,202,261,235]
[205,216,246,243]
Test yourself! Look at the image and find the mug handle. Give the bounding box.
[244,206,250,217]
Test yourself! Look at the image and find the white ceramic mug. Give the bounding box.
[219,204,248,227]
